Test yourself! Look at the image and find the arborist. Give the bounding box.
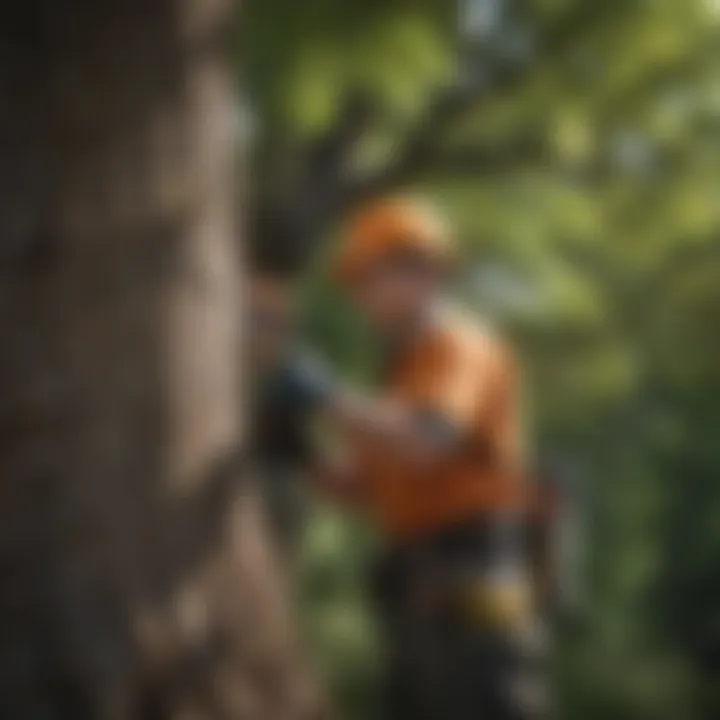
[250,196,558,718]
[314,195,547,720]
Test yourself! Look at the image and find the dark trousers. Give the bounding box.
[372,516,547,720]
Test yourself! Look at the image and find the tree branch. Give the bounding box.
[348,0,634,202]
[253,0,633,272]
[250,91,376,273]
[357,136,548,196]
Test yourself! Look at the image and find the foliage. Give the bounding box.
[244,1,720,717]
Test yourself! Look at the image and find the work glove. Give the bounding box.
[269,350,336,416]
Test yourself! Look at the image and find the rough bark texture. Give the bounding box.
[0,1,323,718]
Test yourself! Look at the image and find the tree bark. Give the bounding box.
[0,1,322,718]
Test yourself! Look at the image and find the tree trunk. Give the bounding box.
[0,2,322,718]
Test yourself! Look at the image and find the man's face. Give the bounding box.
[349,258,438,334]
[249,277,294,370]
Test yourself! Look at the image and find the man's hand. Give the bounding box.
[270,351,336,416]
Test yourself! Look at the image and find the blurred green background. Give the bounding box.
[243,1,720,718]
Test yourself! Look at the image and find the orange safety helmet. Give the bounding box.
[333,195,455,285]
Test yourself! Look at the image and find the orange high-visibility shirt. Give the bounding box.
[359,311,525,541]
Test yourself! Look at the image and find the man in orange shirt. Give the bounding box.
[315,196,545,720]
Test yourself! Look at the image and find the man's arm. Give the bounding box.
[268,351,435,460]
[322,393,462,469]
[273,336,512,471]
[323,335,502,468]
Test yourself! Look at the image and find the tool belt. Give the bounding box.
[371,514,534,634]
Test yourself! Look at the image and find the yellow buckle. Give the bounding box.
[459,575,533,631]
